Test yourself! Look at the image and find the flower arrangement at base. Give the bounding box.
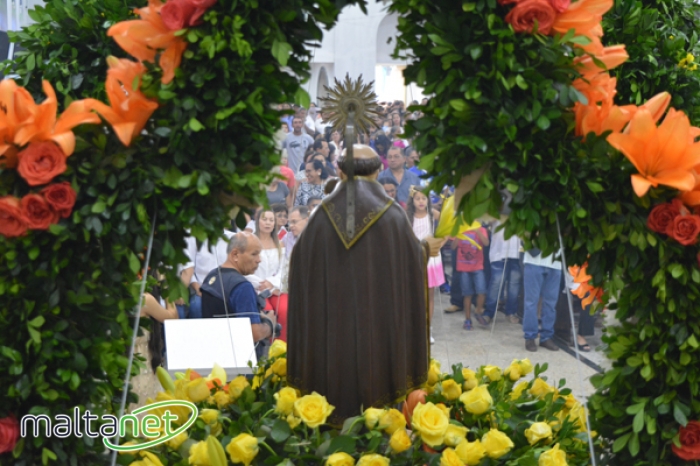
[118,345,594,465]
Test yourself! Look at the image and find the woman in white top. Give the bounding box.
[406,187,446,344]
[246,208,289,341]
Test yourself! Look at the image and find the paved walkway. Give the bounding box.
[429,289,609,401]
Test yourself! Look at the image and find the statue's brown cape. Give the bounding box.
[287,178,429,422]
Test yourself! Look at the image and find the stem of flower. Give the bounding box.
[314,427,321,445]
[260,441,277,457]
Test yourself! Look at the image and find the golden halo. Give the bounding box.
[320,74,381,136]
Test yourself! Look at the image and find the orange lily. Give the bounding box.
[11,80,101,157]
[107,0,187,84]
[607,109,700,197]
[573,72,618,106]
[0,80,35,167]
[574,100,636,138]
[681,169,700,206]
[552,0,612,54]
[574,45,629,81]
[83,58,159,147]
[569,264,603,308]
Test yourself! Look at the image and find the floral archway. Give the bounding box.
[2,0,700,464]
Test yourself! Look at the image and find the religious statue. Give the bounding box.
[287,76,433,421]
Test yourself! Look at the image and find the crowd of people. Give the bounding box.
[141,99,598,376]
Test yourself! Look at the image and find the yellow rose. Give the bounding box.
[268,339,287,359]
[150,392,190,424]
[226,433,259,466]
[274,387,298,415]
[568,402,587,432]
[459,386,493,415]
[411,402,449,447]
[441,379,462,401]
[326,452,356,466]
[518,358,533,375]
[482,365,502,382]
[439,448,463,466]
[131,451,164,466]
[270,358,287,377]
[364,408,386,430]
[525,422,553,445]
[286,414,302,429]
[481,429,514,459]
[166,431,188,450]
[187,378,211,403]
[379,408,406,434]
[443,423,468,447]
[199,409,219,425]
[294,392,335,428]
[529,378,556,399]
[188,441,210,465]
[389,429,412,454]
[228,376,250,401]
[356,453,390,466]
[211,390,231,409]
[462,369,479,390]
[455,440,486,466]
[436,403,451,418]
[504,361,523,381]
[561,393,577,410]
[510,382,528,401]
[427,360,442,385]
[539,443,568,466]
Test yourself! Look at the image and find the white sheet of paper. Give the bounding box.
[164,318,257,377]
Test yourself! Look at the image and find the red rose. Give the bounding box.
[21,194,59,230]
[161,0,216,30]
[647,200,683,234]
[0,415,20,454]
[17,141,67,186]
[669,214,700,246]
[673,421,700,460]
[548,0,570,13]
[0,197,27,238]
[505,0,557,35]
[41,182,77,219]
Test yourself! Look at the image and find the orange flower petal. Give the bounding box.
[631,174,655,196]
[159,39,187,84]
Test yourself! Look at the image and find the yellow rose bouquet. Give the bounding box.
[115,348,594,466]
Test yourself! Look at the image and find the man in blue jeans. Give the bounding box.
[523,250,562,352]
[479,222,521,325]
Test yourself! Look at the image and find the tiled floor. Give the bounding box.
[429,289,609,401]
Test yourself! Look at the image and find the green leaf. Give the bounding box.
[674,402,688,426]
[28,316,45,328]
[536,115,550,130]
[632,409,645,433]
[271,39,293,67]
[586,181,604,193]
[128,251,141,274]
[629,432,640,457]
[41,447,57,466]
[189,118,205,132]
[327,435,356,454]
[270,419,291,443]
[26,54,36,71]
[613,432,631,452]
[294,87,311,109]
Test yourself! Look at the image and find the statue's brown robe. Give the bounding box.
[287,177,429,422]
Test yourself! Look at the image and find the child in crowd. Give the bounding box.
[271,203,288,240]
[406,187,445,344]
[454,222,490,330]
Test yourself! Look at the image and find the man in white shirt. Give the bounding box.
[523,250,562,352]
[283,117,314,174]
[477,222,521,325]
[179,230,236,318]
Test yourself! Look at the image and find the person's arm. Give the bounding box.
[229,283,272,342]
[140,293,179,322]
[475,228,490,246]
[180,266,194,288]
